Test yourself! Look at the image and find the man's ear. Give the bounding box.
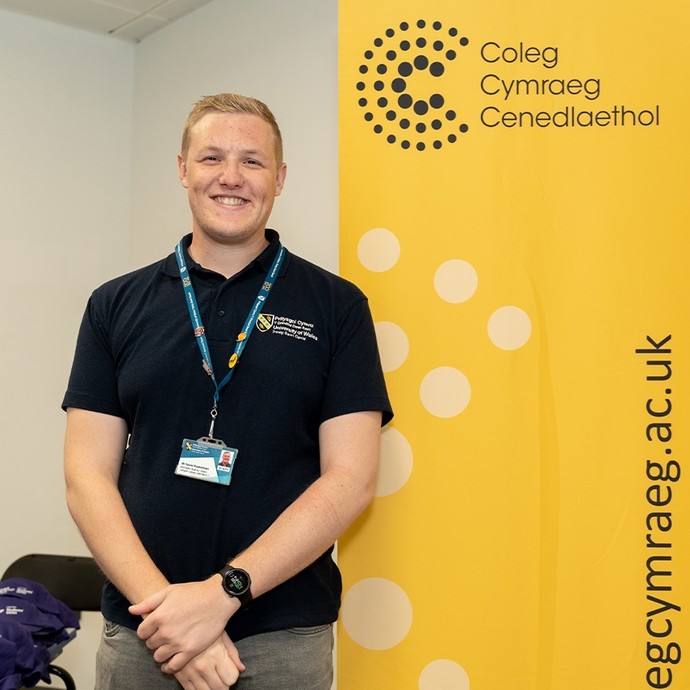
[275,162,287,197]
[177,154,189,188]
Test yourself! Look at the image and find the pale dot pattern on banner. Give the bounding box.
[376,427,413,496]
[488,306,532,350]
[341,578,413,650]
[434,259,478,303]
[419,659,471,690]
[375,321,410,372]
[357,228,401,272]
[420,366,471,418]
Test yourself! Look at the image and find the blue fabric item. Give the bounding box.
[0,621,39,673]
[0,638,15,677]
[0,672,21,690]
[0,579,79,629]
[0,597,66,644]
[0,620,50,687]
[0,577,76,687]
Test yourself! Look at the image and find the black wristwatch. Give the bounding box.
[218,565,253,607]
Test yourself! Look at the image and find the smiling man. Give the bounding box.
[179,104,287,275]
[62,93,392,690]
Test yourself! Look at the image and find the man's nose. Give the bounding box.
[219,161,243,187]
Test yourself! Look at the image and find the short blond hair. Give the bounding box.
[181,92,283,164]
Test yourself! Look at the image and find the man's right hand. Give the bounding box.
[130,576,239,672]
[174,633,245,690]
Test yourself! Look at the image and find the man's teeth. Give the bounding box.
[215,197,246,206]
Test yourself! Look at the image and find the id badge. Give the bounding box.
[175,437,238,486]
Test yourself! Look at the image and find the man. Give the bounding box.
[63,92,392,690]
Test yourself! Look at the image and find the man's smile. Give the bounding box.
[213,196,248,206]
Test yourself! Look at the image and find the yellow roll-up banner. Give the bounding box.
[338,1,690,688]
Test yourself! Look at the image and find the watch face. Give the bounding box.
[224,569,250,595]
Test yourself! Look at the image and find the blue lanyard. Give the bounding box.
[174,239,285,437]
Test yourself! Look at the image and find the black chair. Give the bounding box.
[2,553,106,690]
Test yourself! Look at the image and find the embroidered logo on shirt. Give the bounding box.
[257,314,319,342]
[257,314,274,331]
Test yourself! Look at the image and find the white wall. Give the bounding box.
[1,0,337,687]
[0,8,135,687]
[129,0,339,270]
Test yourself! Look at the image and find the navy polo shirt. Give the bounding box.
[62,230,392,641]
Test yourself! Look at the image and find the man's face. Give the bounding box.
[178,112,286,248]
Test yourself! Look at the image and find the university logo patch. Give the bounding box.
[257,314,274,332]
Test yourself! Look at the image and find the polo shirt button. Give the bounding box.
[218,310,225,316]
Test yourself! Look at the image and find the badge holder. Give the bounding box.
[175,436,238,485]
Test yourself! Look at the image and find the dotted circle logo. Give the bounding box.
[356,19,469,151]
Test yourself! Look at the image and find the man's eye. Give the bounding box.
[203,156,220,162]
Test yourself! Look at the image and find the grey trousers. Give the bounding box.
[95,618,334,690]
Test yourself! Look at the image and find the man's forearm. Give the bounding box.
[66,474,168,603]
[227,410,382,599]
[64,408,168,605]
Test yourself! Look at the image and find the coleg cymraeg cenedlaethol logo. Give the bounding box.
[356,19,470,151]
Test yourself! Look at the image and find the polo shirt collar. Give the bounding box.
[161,229,284,278]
